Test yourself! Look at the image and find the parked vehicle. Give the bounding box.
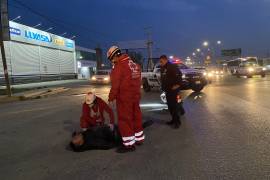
[91,70,111,84]
[142,61,208,92]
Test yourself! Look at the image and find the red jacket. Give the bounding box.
[80,97,114,129]
[109,54,141,102]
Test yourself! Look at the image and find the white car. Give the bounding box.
[91,70,111,84]
[236,63,266,78]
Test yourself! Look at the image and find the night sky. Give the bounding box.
[9,0,270,59]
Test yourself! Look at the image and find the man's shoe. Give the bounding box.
[172,121,181,129]
[116,145,136,153]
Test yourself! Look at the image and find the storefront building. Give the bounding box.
[0,21,76,85]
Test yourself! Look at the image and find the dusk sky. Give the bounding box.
[9,0,270,59]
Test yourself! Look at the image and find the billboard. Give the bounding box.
[221,48,242,57]
[9,21,75,52]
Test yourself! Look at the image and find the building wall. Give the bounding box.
[0,41,76,85]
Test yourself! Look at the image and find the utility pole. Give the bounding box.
[0,0,11,96]
[144,27,153,72]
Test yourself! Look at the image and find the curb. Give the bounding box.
[0,87,69,104]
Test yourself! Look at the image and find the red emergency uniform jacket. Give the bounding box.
[109,54,141,102]
[80,97,114,129]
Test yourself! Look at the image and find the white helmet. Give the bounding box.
[85,92,96,105]
[107,46,121,60]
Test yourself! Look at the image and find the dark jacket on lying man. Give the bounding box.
[70,125,121,152]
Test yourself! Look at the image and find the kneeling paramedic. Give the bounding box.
[107,46,144,153]
[80,92,115,131]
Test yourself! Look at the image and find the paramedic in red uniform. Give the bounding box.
[107,46,144,153]
[80,92,115,131]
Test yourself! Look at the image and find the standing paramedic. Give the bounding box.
[107,46,144,153]
[160,55,184,129]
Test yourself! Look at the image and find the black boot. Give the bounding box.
[166,120,174,125]
[116,145,136,153]
[172,120,181,129]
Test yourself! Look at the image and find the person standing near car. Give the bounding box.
[107,46,144,153]
[160,55,184,129]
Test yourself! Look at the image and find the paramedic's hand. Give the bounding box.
[172,84,180,90]
[109,124,114,131]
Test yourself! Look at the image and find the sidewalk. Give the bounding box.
[0,79,87,103]
[0,79,87,91]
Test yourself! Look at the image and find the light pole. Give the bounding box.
[11,15,21,21]
[33,23,42,28]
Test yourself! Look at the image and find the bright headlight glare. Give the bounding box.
[248,68,254,72]
[91,76,96,80]
[262,67,266,71]
[208,73,213,77]
[182,74,186,79]
[104,77,109,81]
[203,72,207,76]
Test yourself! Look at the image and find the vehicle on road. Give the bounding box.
[91,70,111,84]
[193,66,214,83]
[142,61,208,93]
[227,57,266,78]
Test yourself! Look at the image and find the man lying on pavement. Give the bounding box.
[70,125,121,152]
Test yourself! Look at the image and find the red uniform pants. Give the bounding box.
[116,99,144,147]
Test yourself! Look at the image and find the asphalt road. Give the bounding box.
[0,75,270,180]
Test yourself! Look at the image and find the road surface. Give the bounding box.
[0,75,270,180]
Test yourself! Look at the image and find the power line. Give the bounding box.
[9,0,111,47]
[11,0,109,39]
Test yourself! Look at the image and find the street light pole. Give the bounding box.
[0,0,12,96]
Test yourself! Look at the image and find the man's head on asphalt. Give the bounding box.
[159,55,168,67]
[70,132,84,147]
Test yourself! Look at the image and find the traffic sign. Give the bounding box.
[221,48,242,57]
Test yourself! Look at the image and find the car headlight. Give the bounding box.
[220,71,224,74]
[248,68,254,72]
[262,67,267,71]
[104,77,109,81]
[215,71,219,74]
[203,72,207,76]
[182,74,186,79]
[208,73,213,77]
[91,76,96,80]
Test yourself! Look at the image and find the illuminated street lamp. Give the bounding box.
[217,40,222,45]
[60,32,67,36]
[169,55,174,59]
[196,48,201,52]
[70,35,76,39]
[11,15,21,21]
[45,27,53,32]
[203,41,209,47]
[192,52,196,56]
[33,23,42,28]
